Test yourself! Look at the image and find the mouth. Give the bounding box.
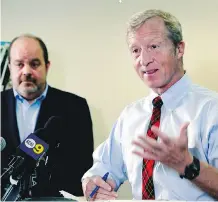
[21,81,35,86]
[143,69,158,75]
[23,81,33,83]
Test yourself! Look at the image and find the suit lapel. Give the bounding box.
[7,89,20,146]
[35,86,54,130]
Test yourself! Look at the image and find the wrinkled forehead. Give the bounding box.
[127,17,169,46]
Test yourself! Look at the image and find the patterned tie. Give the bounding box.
[142,96,163,199]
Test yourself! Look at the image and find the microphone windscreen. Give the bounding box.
[1,137,6,152]
[44,116,63,130]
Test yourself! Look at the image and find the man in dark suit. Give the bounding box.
[1,34,94,199]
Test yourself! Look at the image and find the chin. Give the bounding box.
[21,86,38,94]
[143,80,156,87]
[145,81,163,89]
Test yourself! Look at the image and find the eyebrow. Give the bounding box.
[13,58,41,62]
[30,58,41,63]
[14,60,23,63]
[146,37,164,43]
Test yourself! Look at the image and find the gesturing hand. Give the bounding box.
[132,122,193,174]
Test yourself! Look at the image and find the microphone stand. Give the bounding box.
[1,156,25,201]
[1,176,23,201]
[1,154,47,201]
[1,156,24,180]
[1,168,32,201]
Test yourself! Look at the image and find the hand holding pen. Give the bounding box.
[82,172,118,201]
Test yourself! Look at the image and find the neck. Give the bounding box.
[23,92,42,104]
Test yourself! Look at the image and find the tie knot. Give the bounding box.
[152,96,163,108]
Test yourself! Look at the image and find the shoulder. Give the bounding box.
[188,84,218,124]
[190,84,218,107]
[125,96,148,110]
[1,88,13,100]
[48,86,87,105]
[119,96,149,118]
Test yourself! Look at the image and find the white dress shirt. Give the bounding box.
[83,75,218,200]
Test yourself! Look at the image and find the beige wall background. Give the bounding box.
[1,0,218,199]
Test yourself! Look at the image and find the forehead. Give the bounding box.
[128,17,168,46]
[10,37,44,60]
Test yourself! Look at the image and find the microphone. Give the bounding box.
[1,116,62,181]
[1,137,6,152]
[0,129,49,181]
[40,116,63,149]
[1,129,49,202]
[44,116,62,129]
[1,116,62,201]
[44,116,62,137]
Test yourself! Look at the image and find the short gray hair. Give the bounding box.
[126,9,183,47]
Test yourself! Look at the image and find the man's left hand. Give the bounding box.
[132,122,193,174]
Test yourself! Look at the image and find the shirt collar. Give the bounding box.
[148,74,192,110]
[13,84,48,103]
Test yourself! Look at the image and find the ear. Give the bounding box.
[45,61,51,73]
[176,41,185,60]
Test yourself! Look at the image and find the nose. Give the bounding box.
[139,49,153,67]
[22,64,32,76]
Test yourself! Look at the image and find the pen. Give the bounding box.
[88,172,109,201]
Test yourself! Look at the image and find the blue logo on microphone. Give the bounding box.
[19,133,49,160]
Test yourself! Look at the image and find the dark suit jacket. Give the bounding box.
[1,86,94,197]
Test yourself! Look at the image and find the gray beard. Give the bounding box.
[23,85,39,94]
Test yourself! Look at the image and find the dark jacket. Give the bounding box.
[1,86,94,197]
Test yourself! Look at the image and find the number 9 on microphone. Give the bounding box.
[20,133,49,160]
[33,144,44,154]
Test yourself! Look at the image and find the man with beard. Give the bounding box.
[1,34,94,199]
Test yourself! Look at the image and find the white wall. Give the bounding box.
[1,0,218,199]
